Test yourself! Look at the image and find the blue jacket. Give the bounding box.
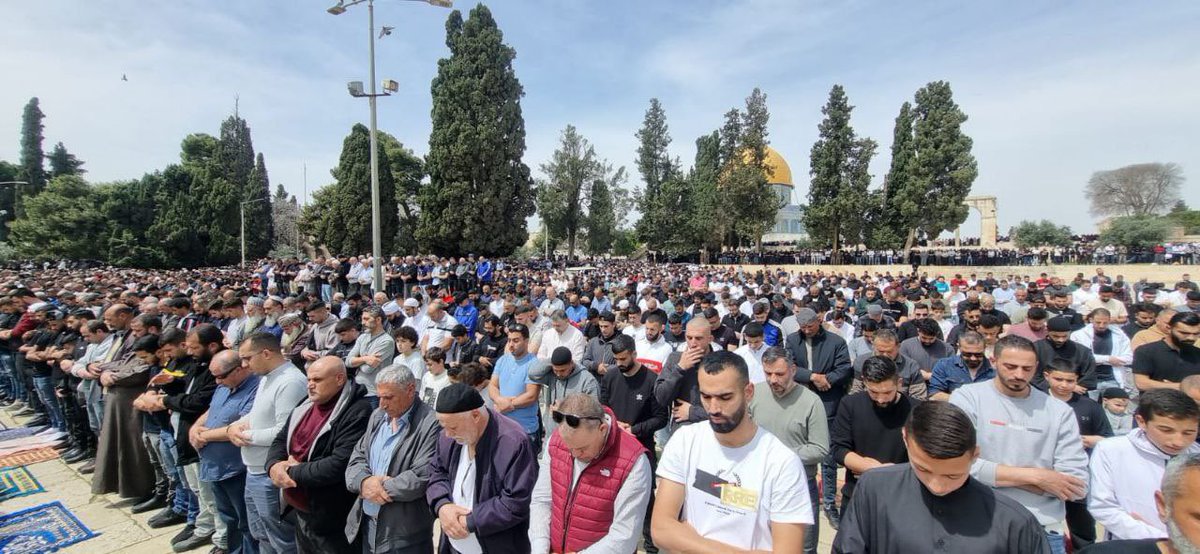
[476,261,493,283]
[454,304,479,336]
[929,355,995,396]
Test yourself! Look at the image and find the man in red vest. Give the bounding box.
[530,393,653,554]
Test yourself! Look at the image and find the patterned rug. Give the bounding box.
[0,501,97,553]
[0,448,58,469]
[0,467,44,501]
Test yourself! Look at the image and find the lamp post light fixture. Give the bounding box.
[241,196,270,268]
[327,0,451,293]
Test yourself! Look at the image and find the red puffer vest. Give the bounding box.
[548,406,647,553]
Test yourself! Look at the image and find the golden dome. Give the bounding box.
[742,147,793,188]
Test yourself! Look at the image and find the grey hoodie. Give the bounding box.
[527,361,600,437]
[950,380,1090,526]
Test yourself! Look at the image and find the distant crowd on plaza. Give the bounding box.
[2,255,1200,554]
[725,240,1200,267]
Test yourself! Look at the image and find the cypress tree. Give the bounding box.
[303,124,398,256]
[377,131,425,255]
[870,102,918,249]
[805,85,877,256]
[634,98,675,250]
[912,81,977,239]
[419,5,534,256]
[247,152,274,258]
[586,173,617,255]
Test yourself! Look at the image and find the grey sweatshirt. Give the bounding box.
[950,380,1090,526]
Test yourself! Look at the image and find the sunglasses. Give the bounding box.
[551,410,603,428]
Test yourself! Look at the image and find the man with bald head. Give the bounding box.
[190,349,261,554]
[655,317,718,427]
[266,357,372,553]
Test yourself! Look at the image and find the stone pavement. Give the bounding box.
[1,410,196,554]
[2,407,838,553]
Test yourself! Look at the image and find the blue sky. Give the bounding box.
[2,1,1198,235]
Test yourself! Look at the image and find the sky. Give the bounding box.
[2,0,1198,237]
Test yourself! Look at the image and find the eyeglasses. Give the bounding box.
[551,410,603,428]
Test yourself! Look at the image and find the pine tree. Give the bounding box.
[18,98,46,192]
[912,81,977,239]
[586,172,618,255]
[686,131,722,255]
[805,85,877,256]
[538,125,603,258]
[214,114,272,261]
[46,142,86,178]
[419,5,534,256]
[9,176,106,260]
[246,153,274,258]
[304,124,399,256]
[871,102,918,249]
[634,98,675,250]
[377,132,426,255]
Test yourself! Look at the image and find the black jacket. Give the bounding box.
[266,382,372,533]
[1033,339,1097,391]
[161,356,217,466]
[785,327,854,418]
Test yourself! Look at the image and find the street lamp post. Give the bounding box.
[241,197,270,267]
[327,0,451,293]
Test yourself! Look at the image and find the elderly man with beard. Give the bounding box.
[1033,316,1098,394]
[270,313,305,365]
[1081,452,1200,554]
[651,351,810,552]
[265,356,372,553]
[530,393,652,554]
[345,364,442,554]
[749,347,829,554]
[833,401,1051,554]
[426,383,538,554]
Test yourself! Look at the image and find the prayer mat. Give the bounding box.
[0,448,58,469]
[0,466,44,501]
[0,428,42,442]
[0,501,97,553]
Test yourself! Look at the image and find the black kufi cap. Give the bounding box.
[435,383,484,414]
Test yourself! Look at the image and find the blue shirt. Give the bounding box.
[200,374,261,482]
[929,355,995,395]
[592,296,612,314]
[493,352,539,434]
[363,406,413,517]
[565,304,589,325]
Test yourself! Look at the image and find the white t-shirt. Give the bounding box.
[635,336,674,374]
[657,423,812,551]
[420,370,451,408]
[449,447,483,554]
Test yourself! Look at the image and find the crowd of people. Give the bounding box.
[722,241,1200,267]
[1,256,1199,554]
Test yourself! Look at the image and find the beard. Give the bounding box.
[708,404,747,434]
[1168,516,1200,554]
[245,315,265,332]
[282,326,303,349]
[265,315,279,329]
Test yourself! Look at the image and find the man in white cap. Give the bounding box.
[400,298,426,344]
